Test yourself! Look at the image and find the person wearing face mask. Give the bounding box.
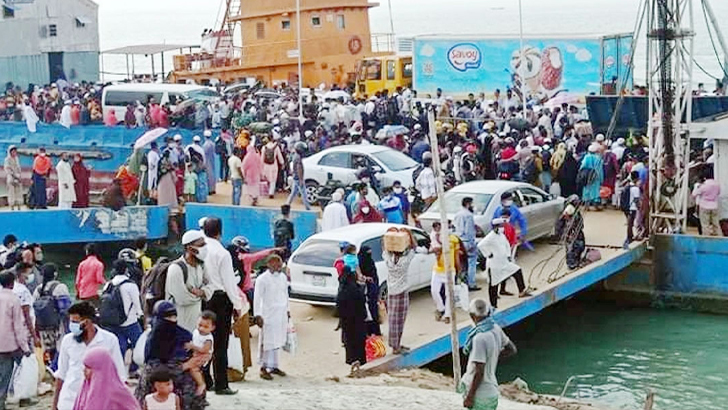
[492,192,528,242]
[164,230,209,334]
[253,255,290,381]
[454,197,480,291]
[352,197,382,224]
[56,152,77,209]
[31,147,52,209]
[391,181,410,219]
[377,186,405,224]
[201,218,243,395]
[12,263,41,355]
[52,302,126,410]
[478,218,531,309]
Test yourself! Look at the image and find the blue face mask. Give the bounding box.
[69,321,83,337]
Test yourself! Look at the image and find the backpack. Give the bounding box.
[273,219,294,247]
[521,158,538,183]
[620,184,637,215]
[99,279,133,327]
[264,144,277,165]
[141,259,187,313]
[33,282,61,331]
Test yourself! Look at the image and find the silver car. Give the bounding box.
[417,180,565,241]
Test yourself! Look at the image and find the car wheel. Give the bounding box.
[305,181,319,206]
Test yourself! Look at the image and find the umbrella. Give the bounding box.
[249,122,273,134]
[544,93,580,109]
[375,125,409,141]
[133,128,168,150]
[323,90,351,102]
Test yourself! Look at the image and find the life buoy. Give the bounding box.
[348,36,362,55]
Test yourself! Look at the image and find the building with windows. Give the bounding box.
[0,0,99,87]
[171,0,381,88]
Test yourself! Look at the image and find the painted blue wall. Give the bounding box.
[0,122,201,174]
[653,234,728,295]
[0,206,169,244]
[184,204,318,250]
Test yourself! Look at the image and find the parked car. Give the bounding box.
[288,223,435,306]
[302,145,419,204]
[418,181,565,242]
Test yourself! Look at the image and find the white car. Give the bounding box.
[418,180,565,242]
[302,145,420,203]
[288,223,436,306]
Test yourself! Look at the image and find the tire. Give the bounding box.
[305,181,319,207]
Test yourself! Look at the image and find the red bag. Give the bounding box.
[365,335,386,363]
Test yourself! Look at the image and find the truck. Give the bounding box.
[411,33,633,102]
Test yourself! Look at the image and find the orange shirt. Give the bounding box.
[32,155,52,175]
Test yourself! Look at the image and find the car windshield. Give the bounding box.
[291,240,342,267]
[187,88,221,100]
[427,193,494,215]
[372,150,418,172]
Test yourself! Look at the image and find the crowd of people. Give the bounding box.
[1,78,724,410]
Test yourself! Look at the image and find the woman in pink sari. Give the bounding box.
[241,143,263,206]
[73,347,140,410]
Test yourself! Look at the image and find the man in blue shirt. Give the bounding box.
[454,197,480,290]
[493,192,528,240]
[378,186,405,224]
[410,126,431,163]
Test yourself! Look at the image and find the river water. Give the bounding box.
[497,300,727,410]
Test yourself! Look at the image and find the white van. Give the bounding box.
[102,84,221,122]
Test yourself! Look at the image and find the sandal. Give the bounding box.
[260,369,273,381]
[271,368,287,377]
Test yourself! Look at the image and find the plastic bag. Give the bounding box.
[365,335,386,363]
[454,283,470,311]
[133,329,150,368]
[227,333,244,373]
[550,182,561,198]
[12,354,39,400]
[283,319,298,355]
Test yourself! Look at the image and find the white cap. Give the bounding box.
[203,130,212,137]
[197,217,208,229]
[193,135,201,142]
[588,143,599,153]
[414,124,422,130]
[332,191,343,202]
[173,134,182,141]
[453,146,463,153]
[492,217,507,226]
[304,130,314,137]
[616,137,625,145]
[182,230,205,245]
[595,134,605,142]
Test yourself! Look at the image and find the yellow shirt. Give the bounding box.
[137,251,153,273]
[434,234,460,275]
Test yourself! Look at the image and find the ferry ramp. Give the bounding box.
[255,210,647,378]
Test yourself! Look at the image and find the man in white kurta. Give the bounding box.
[56,153,76,209]
[59,100,73,129]
[254,256,290,379]
[23,102,39,133]
[165,230,209,333]
[321,191,350,232]
[477,218,530,308]
[147,143,161,190]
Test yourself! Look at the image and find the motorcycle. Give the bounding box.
[315,173,355,209]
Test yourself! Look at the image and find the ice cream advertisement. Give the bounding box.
[413,36,631,100]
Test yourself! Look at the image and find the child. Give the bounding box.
[342,244,366,284]
[185,311,216,396]
[144,368,181,410]
[183,162,197,203]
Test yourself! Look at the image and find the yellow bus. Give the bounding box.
[355,56,413,97]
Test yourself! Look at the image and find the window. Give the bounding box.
[291,240,341,267]
[318,152,351,168]
[402,62,413,79]
[411,229,431,249]
[366,60,382,80]
[428,193,494,215]
[281,19,291,30]
[361,238,384,263]
[311,16,321,27]
[2,6,14,18]
[75,17,87,28]
[49,24,57,37]
[386,60,396,80]
[256,22,265,39]
[104,91,164,108]
[336,15,345,29]
[371,150,418,172]
[518,188,548,206]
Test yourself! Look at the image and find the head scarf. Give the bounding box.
[41,263,57,284]
[145,301,191,363]
[358,246,377,280]
[550,142,567,171]
[72,347,141,410]
[463,305,496,356]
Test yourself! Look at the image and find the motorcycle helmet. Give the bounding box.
[294,141,307,154]
[118,248,137,263]
[231,236,250,253]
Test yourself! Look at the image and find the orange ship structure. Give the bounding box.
[170,0,390,88]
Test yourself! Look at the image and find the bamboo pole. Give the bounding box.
[427,107,461,386]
